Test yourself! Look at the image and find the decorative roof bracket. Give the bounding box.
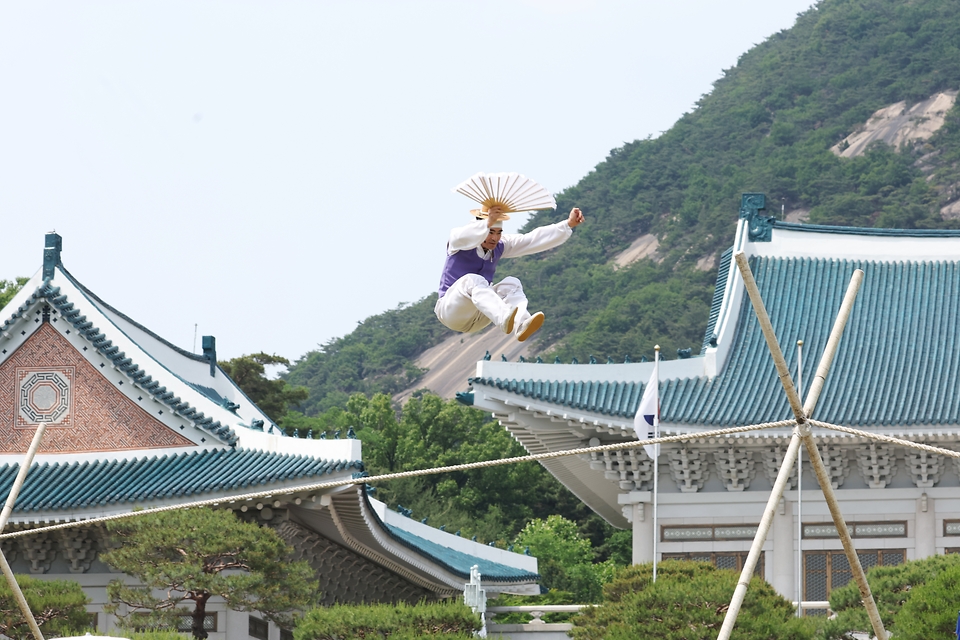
[739,193,774,242]
[42,232,62,281]
[202,335,217,377]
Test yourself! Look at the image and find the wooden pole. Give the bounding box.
[793,268,886,639]
[719,256,885,640]
[802,270,863,417]
[719,253,809,640]
[0,422,48,640]
[802,430,886,639]
[732,252,806,421]
[717,429,802,640]
[0,423,48,531]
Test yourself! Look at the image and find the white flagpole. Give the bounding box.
[796,340,804,617]
[653,345,660,583]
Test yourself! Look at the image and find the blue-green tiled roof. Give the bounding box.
[473,256,960,428]
[773,221,960,238]
[356,492,537,583]
[665,257,960,426]
[0,449,362,512]
[470,376,644,418]
[381,523,539,582]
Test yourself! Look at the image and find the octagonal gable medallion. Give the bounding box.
[17,367,75,427]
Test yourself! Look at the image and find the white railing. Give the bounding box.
[486,604,593,626]
[794,601,832,615]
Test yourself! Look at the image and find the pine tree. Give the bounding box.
[0,575,92,639]
[101,508,319,639]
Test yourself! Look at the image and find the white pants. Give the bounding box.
[435,274,531,334]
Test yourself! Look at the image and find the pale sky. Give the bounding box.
[0,0,814,362]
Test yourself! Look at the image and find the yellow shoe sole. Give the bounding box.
[503,307,519,334]
[517,312,545,342]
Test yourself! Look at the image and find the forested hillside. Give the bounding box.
[288,0,960,415]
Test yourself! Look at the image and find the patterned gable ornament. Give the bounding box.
[17,367,74,427]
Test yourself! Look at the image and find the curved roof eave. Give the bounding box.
[0,447,364,521]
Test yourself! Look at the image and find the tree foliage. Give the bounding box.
[101,508,319,639]
[0,277,29,311]
[218,353,308,421]
[571,561,816,640]
[293,600,480,640]
[285,392,594,542]
[513,515,615,603]
[824,552,960,639]
[890,561,960,640]
[0,575,92,640]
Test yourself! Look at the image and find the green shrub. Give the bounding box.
[0,575,93,640]
[293,600,481,640]
[824,552,960,639]
[892,563,960,640]
[571,561,817,640]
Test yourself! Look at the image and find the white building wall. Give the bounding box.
[915,494,936,559]
[627,486,960,600]
[771,500,795,597]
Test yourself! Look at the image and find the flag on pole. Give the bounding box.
[635,358,659,459]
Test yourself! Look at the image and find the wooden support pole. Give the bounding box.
[0,550,43,640]
[802,270,864,417]
[0,423,48,531]
[732,252,806,422]
[717,429,802,640]
[792,267,885,638]
[802,429,886,639]
[719,255,886,640]
[0,422,48,640]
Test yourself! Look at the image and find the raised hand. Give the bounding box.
[487,206,507,228]
[568,207,585,228]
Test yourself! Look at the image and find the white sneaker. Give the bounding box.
[500,306,519,334]
[517,312,545,342]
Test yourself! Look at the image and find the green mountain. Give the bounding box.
[288,0,960,415]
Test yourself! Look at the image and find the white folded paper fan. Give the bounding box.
[453,172,557,217]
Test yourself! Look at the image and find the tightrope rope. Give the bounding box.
[809,419,960,458]
[0,419,797,540]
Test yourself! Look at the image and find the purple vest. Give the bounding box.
[438,242,505,297]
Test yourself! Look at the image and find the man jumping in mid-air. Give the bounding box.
[435,204,584,342]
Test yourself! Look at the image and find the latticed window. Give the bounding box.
[176,613,217,632]
[804,550,904,601]
[249,615,269,640]
[133,612,217,633]
[661,551,763,576]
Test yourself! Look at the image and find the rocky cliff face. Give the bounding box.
[832,90,960,221]
[394,325,536,402]
[832,91,957,158]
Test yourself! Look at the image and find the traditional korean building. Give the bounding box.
[0,233,538,639]
[463,193,960,608]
